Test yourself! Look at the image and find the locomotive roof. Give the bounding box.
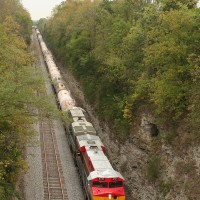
[69,107,88,122]
[86,148,124,180]
[72,121,96,136]
[88,170,124,181]
[87,151,113,169]
[76,134,124,181]
[69,107,85,118]
[77,134,103,147]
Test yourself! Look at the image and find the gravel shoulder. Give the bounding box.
[24,123,44,200]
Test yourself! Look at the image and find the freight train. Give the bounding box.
[35,28,126,200]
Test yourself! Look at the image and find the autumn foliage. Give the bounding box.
[0,1,57,198]
[38,0,200,139]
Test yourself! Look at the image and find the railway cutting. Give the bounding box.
[35,26,126,200]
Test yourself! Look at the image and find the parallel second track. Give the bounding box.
[39,117,68,200]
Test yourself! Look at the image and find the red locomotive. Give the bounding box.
[67,107,126,200]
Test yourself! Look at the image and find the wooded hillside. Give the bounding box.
[38,0,200,141]
[0,1,56,199]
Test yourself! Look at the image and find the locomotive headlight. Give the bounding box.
[108,194,112,199]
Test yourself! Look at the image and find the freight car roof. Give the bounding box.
[77,134,103,148]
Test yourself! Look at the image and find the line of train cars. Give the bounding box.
[35,28,126,200]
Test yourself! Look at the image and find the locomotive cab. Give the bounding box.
[85,159,125,200]
[76,135,126,200]
[88,174,125,200]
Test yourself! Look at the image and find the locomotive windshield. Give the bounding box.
[93,181,108,188]
[93,181,123,188]
[109,181,123,188]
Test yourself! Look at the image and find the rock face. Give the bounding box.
[59,65,200,200]
[140,113,159,141]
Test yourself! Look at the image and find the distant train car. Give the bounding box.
[46,59,57,70]
[40,42,49,54]
[57,90,75,111]
[36,29,40,35]
[53,80,66,94]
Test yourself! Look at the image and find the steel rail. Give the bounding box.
[49,120,66,199]
[40,118,51,200]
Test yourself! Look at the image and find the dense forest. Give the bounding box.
[0,0,56,199]
[38,0,200,141]
[38,2,200,198]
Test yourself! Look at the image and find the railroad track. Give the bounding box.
[39,116,68,200]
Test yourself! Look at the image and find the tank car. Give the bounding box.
[58,90,75,111]
[44,52,53,63]
[50,71,62,85]
[46,59,62,82]
[52,79,66,94]
[46,60,58,72]
[40,42,49,55]
[36,29,40,35]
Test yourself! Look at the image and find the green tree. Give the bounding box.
[0,2,57,198]
[161,0,198,11]
[142,8,198,120]
[41,0,200,138]
[0,0,32,44]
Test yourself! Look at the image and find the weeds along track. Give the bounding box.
[39,115,68,200]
